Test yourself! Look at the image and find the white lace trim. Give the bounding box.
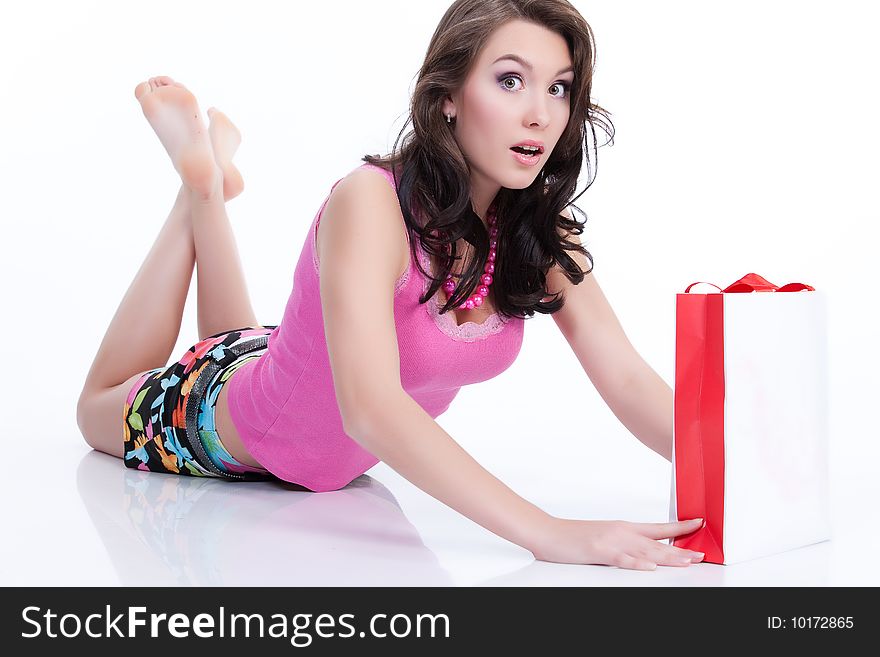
[416,244,509,342]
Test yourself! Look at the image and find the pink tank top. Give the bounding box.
[226,162,525,491]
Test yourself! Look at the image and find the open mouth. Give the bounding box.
[510,146,542,159]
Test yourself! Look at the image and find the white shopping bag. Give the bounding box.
[669,273,831,564]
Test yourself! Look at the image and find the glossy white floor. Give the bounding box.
[3,369,877,587]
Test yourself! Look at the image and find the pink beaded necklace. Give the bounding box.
[440,202,498,311]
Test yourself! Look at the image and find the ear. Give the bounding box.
[442,94,457,118]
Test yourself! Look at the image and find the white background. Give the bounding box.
[1,0,877,586]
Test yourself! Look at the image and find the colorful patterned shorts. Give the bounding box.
[122,326,279,482]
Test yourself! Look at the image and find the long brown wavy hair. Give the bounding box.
[363,0,614,319]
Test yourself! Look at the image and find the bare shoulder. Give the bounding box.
[316,166,413,432]
[317,165,410,282]
[334,165,400,203]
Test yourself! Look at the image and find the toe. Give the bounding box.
[134,81,150,100]
[156,76,174,86]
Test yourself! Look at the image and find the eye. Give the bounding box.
[549,82,571,99]
[499,74,571,99]
[499,74,524,91]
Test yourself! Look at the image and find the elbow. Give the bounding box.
[341,412,373,444]
[339,394,375,439]
[339,394,402,452]
[341,412,390,459]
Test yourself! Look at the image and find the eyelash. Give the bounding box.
[498,74,571,99]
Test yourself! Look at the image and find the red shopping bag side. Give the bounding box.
[673,293,726,563]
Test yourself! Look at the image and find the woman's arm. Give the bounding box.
[350,397,701,568]
[319,167,552,551]
[348,390,554,551]
[319,175,699,566]
[601,361,672,461]
[547,210,673,461]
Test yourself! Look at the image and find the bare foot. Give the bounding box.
[207,107,245,201]
[134,76,220,199]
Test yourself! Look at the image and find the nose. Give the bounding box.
[523,90,551,129]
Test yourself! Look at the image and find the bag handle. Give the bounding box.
[685,272,815,293]
[684,281,722,293]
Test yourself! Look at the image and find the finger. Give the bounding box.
[639,542,703,566]
[634,538,703,564]
[615,553,657,571]
[655,541,705,563]
[630,518,704,540]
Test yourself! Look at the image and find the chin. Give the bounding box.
[502,171,541,190]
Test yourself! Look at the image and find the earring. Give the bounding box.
[446,114,453,123]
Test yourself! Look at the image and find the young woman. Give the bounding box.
[76,0,705,570]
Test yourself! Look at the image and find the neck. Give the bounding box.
[469,169,501,228]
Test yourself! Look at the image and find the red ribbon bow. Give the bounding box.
[685,273,815,294]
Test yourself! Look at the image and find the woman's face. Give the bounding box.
[445,19,574,194]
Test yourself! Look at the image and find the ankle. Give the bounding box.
[187,166,224,203]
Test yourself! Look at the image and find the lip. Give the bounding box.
[510,139,545,153]
[510,149,542,167]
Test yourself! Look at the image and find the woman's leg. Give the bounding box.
[77,77,256,457]
[192,107,258,340]
[77,183,195,457]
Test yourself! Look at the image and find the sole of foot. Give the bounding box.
[134,76,221,200]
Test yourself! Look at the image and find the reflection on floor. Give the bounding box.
[11,448,863,586]
[75,451,453,586]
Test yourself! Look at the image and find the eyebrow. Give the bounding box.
[492,54,574,76]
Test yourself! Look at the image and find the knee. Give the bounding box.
[75,392,97,450]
